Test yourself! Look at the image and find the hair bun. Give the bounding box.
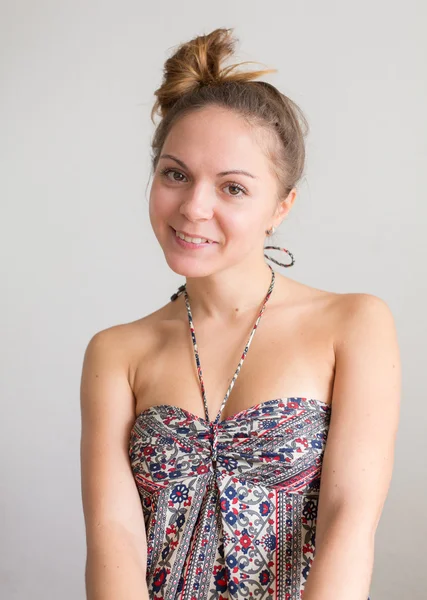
[152,28,276,120]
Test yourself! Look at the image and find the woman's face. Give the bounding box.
[149,105,293,277]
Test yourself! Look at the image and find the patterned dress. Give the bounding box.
[129,266,370,599]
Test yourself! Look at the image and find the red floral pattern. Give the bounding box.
[129,396,336,599]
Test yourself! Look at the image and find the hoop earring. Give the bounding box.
[264,226,295,268]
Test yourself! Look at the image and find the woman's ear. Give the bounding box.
[273,187,297,228]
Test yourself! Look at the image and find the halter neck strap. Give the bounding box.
[181,264,276,425]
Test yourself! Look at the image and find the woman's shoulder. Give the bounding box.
[273,274,395,345]
[86,308,165,353]
[83,301,180,381]
[309,284,396,355]
[282,272,391,312]
[330,291,397,353]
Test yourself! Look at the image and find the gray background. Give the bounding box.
[1,1,425,598]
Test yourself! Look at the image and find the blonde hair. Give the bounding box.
[150,27,309,199]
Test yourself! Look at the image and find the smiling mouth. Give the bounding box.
[172,227,217,244]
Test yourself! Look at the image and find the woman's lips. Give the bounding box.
[171,227,218,249]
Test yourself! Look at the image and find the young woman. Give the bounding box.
[80,28,401,600]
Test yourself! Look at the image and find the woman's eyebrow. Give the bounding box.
[159,154,258,179]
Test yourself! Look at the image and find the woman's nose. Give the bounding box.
[179,182,215,220]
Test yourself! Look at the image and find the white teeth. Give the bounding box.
[175,230,211,244]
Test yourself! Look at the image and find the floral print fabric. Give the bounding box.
[129,396,333,599]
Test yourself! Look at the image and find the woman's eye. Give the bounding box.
[161,168,187,182]
[225,183,247,197]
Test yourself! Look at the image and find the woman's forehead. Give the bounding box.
[162,107,275,178]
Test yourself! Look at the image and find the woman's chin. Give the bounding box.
[163,253,215,278]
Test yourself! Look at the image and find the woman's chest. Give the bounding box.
[132,306,336,421]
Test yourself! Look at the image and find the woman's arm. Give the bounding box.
[80,327,149,600]
[303,293,401,600]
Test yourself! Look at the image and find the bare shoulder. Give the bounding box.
[84,303,170,360]
[82,302,174,396]
[330,291,399,350]
[325,290,401,423]
[283,276,398,342]
[80,305,173,446]
[276,277,400,383]
[273,276,393,326]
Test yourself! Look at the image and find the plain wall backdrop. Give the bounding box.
[1,1,426,598]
